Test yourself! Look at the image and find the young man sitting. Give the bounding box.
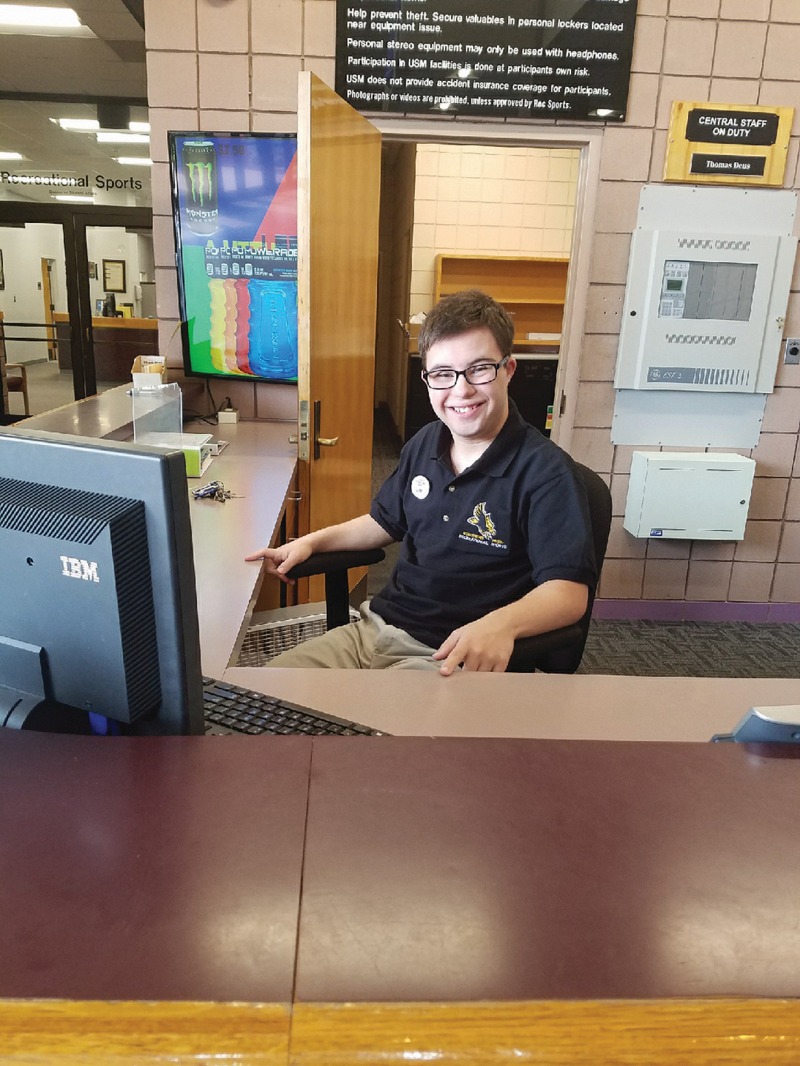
[246,290,596,674]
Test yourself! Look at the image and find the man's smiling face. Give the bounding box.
[424,327,516,448]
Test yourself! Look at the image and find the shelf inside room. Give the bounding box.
[434,254,568,347]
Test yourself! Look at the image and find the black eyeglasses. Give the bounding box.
[421,356,509,390]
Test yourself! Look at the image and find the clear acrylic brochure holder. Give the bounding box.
[131,383,183,446]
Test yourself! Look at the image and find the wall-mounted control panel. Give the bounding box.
[614,187,798,398]
[615,228,796,393]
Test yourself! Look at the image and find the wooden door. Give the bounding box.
[40,258,57,361]
[296,73,381,602]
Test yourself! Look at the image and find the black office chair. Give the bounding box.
[287,462,612,674]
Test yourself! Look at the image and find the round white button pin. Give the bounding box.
[411,475,430,500]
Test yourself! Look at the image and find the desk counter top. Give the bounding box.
[0,730,310,1004]
[184,421,296,676]
[3,733,800,1066]
[225,666,800,742]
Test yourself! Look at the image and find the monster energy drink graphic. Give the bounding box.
[182,140,219,235]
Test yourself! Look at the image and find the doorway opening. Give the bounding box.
[373,122,605,464]
[0,205,153,420]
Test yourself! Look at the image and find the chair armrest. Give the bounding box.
[507,624,584,673]
[286,549,387,629]
[286,548,386,580]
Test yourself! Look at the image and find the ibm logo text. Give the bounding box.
[60,556,99,582]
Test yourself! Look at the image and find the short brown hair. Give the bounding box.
[418,290,515,367]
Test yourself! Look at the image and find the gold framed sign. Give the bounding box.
[102,258,126,293]
[665,101,793,187]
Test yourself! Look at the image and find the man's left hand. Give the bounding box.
[433,616,516,675]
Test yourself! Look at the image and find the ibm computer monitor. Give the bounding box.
[0,427,204,735]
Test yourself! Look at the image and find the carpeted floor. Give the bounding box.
[578,620,800,678]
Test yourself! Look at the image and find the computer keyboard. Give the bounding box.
[202,677,386,736]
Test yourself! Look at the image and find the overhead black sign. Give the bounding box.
[336,0,638,121]
[685,108,779,147]
[690,154,767,178]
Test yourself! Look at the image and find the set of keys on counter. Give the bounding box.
[192,480,241,503]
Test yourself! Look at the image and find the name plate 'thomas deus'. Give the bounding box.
[336,0,638,122]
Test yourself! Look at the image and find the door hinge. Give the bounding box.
[559,392,567,416]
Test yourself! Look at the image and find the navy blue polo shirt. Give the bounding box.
[369,402,597,650]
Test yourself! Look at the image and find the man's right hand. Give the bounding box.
[245,514,394,584]
[244,539,314,584]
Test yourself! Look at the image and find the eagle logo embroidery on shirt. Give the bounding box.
[467,502,497,541]
[460,502,507,549]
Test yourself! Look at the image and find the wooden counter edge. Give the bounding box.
[3,996,799,1064]
[0,999,290,1064]
[53,312,158,331]
[290,998,800,1064]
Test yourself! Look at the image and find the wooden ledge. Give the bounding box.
[290,998,800,1065]
[0,999,289,1065]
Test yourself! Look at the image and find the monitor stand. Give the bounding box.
[1,693,92,733]
[0,637,91,733]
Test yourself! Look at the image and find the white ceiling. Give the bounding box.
[0,0,150,207]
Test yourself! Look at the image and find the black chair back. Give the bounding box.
[507,461,612,673]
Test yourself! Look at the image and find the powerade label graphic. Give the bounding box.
[171,133,298,382]
[204,233,296,280]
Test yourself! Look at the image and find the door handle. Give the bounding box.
[289,433,331,447]
[313,399,338,460]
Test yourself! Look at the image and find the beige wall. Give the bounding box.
[145,0,800,616]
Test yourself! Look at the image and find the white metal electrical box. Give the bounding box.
[624,451,756,540]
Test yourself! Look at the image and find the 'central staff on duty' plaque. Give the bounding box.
[336,0,638,122]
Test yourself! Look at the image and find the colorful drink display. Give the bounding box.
[208,278,298,379]
[170,133,298,383]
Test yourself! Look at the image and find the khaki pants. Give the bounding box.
[267,601,441,670]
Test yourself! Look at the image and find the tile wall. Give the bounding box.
[409,144,577,317]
